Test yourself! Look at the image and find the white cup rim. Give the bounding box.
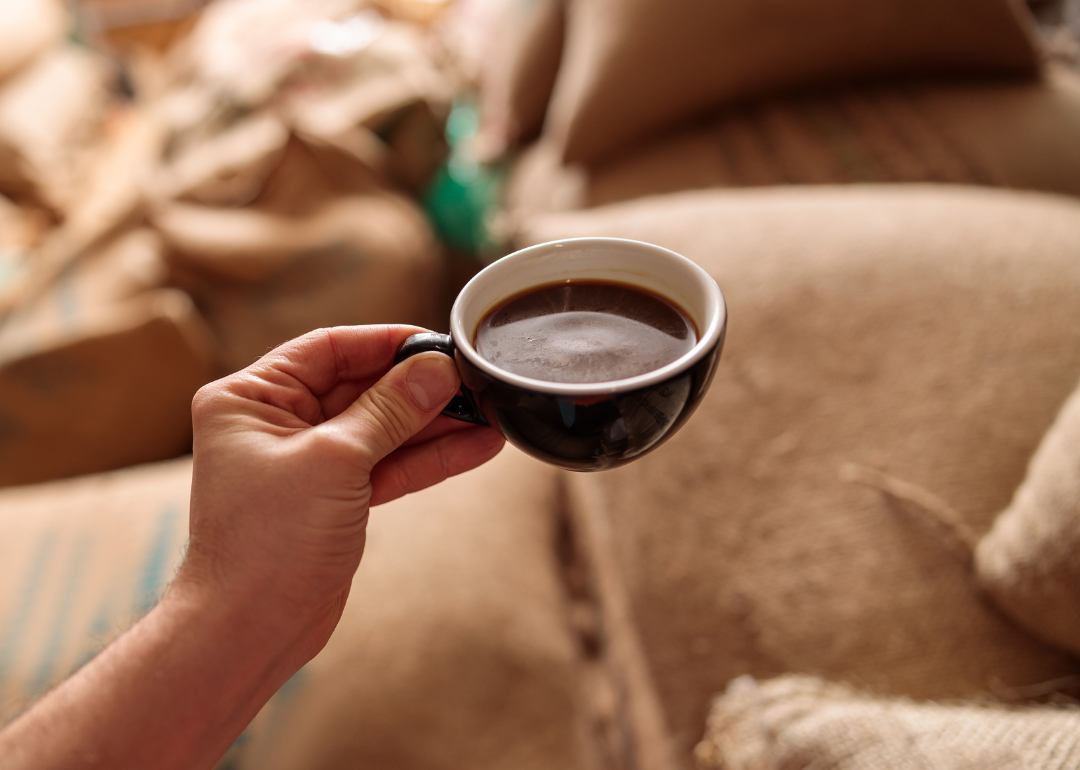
[450,237,726,396]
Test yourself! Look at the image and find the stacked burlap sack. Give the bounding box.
[471,0,1080,219]
[0,0,457,487]
[520,184,1080,767]
[684,368,1080,770]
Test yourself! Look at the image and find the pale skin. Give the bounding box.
[0,325,505,769]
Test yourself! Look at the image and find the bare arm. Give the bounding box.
[0,325,504,769]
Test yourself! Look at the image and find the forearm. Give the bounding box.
[0,580,305,770]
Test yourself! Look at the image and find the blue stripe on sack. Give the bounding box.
[0,534,56,685]
[133,506,179,615]
[28,535,91,695]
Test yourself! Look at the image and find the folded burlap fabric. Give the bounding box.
[977,380,1080,658]
[544,0,1040,166]
[695,675,1080,770]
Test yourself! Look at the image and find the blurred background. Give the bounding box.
[2,1,1080,769]
[0,0,1077,488]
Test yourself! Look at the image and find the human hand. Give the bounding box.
[175,325,504,666]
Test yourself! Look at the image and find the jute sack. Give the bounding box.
[475,0,565,159]
[505,64,1080,218]
[0,287,214,487]
[161,3,451,195]
[520,186,1080,763]
[0,46,111,214]
[149,111,290,208]
[543,0,1040,166]
[0,457,191,724]
[0,0,66,84]
[976,380,1080,657]
[695,675,1080,770]
[154,187,443,373]
[237,446,607,770]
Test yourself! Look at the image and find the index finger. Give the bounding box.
[254,325,431,397]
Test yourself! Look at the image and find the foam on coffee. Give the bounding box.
[474,280,696,384]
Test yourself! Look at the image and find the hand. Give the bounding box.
[176,325,504,663]
[0,325,504,770]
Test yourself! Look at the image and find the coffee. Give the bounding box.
[474,280,697,384]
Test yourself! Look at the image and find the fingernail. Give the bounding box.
[406,355,458,410]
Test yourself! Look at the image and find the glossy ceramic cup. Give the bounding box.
[395,237,726,471]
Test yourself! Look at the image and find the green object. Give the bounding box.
[423,96,505,257]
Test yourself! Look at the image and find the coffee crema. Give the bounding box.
[474,280,697,384]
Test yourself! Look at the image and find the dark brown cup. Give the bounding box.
[395,238,727,471]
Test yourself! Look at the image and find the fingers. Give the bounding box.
[400,414,478,448]
[254,325,429,398]
[328,352,462,467]
[369,427,505,506]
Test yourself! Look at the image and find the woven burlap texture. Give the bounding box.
[695,675,1080,770]
[977,379,1080,657]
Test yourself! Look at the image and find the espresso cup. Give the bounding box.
[395,237,727,471]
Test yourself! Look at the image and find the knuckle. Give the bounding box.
[308,427,360,461]
[190,382,225,423]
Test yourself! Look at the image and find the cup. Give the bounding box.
[395,237,726,471]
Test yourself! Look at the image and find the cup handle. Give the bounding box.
[394,332,488,425]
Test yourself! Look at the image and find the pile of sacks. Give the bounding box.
[472,0,1080,217]
[0,0,457,487]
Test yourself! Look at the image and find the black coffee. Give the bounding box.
[474,280,697,384]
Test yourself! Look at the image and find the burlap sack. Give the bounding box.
[0,457,192,724]
[237,446,608,770]
[475,0,565,159]
[0,46,111,214]
[150,111,289,208]
[976,381,1080,657]
[0,104,168,323]
[506,64,1080,218]
[544,0,1040,166]
[280,18,453,193]
[520,186,1080,763]
[0,0,66,84]
[162,3,451,194]
[0,288,214,487]
[695,675,1080,770]
[155,187,443,372]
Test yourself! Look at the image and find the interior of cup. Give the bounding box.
[451,237,726,393]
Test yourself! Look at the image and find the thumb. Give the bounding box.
[331,352,461,466]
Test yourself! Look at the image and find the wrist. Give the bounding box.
[167,562,338,672]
